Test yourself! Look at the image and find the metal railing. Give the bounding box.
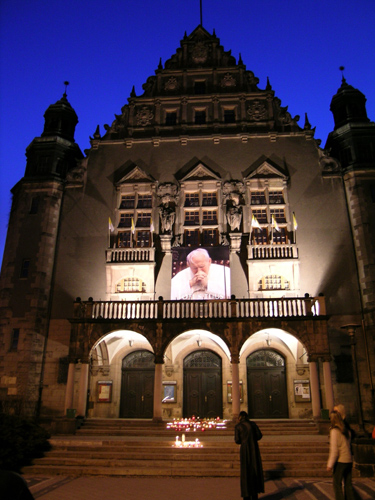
[73,295,325,321]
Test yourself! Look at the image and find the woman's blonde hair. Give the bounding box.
[330,410,349,438]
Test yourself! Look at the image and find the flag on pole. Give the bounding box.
[251,213,261,230]
[272,214,280,232]
[131,217,135,234]
[108,217,114,232]
[293,212,298,231]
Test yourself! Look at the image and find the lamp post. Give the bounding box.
[340,324,364,432]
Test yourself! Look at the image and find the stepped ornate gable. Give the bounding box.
[0,26,374,431]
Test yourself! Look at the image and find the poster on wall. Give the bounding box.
[294,379,311,402]
[162,381,177,403]
[171,246,230,300]
[97,381,113,403]
[227,380,243,403]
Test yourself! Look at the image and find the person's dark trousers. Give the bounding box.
[332,462,355,500]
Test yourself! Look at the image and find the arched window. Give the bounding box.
[247,350,284,368]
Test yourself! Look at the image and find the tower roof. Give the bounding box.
[42,91,79,141]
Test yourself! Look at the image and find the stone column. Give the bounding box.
[153,359,164,422]
[77,362,89,417]
[231,355,241,421]
[64,362,76,415]
[322,359,335,411]
[309,360,321,419]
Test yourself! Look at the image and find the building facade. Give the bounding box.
[0,26,374,428]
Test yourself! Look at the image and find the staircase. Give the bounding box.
[23,419,331,478]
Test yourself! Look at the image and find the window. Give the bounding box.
[120,195,135,209]
[118,213,133,228]
[252,227,268,245]
[20,259,30,279]
[166,112,177,126]
[224,109,235,123]
[10,328,20,351]
[185,193,200,207]
[202,192,217,206]
[185,229,200,246]
[195,110,206,124]
[202,229,218,246]
[269,191,284,204]
[252,209,267,223]
[57,356,69,384]
[118,232,131,248]
[185,211,200,225]
[194,81,206,94]
[258,275,290,291]
[136,230,150,247]
[251,191,266,205]
[29,196,40,214]
[334,354,354,383]
[202,210,217,225]
[270,208,286,223]
[137,194,152,208]
[272,227,288,244]
[117,277,146,293]
[136,212,151,227]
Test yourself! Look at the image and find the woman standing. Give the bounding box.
[235,411,264,500]
[327,410,355,500]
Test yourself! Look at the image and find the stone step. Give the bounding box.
[23,464,331,478]
[22,419,330,478]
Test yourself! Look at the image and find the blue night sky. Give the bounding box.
[1,0,374,264]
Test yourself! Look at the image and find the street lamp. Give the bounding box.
[340,324,364,432]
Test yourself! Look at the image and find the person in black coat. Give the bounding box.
[235,411,264,500]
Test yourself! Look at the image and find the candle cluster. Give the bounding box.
[173,434,203,448]
[166,416,227,432]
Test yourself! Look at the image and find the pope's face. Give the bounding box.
[189,254,211,276]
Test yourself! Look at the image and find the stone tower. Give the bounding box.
[0,90,83,416]
[325,75,375,420]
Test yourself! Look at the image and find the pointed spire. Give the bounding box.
[304,113,311,130]
[266,77,272,91]
[93,125,101,139]
[158,58,163,70]
[238,53,243,65]
[130,85,136,98]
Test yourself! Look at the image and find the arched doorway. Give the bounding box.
[247,349,288,419]
[120,350,154,418]
[183,350,223,418]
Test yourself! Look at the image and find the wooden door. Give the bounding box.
[183,350,222,418]
[120,350,154,418]
[247,350,288,419]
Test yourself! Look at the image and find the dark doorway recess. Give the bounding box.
[183,350,223,418]
[247,349,288,419]
[120,350,154,418]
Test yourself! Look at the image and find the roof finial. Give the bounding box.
[63,81,70,97]
[200,0,203,25]
[339,66,346,83]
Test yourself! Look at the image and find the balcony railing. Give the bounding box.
[73,295,325,321]
[106,247,155,263]
[248,244,298,259]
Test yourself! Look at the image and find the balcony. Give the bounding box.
[106,247,155,263]
[73,295,325,321]
[248,244,298,260]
